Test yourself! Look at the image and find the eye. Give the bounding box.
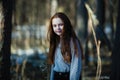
[58,23,64,26]
[53,24,56,27]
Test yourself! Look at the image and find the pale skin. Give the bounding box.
[52,17,70,63]
[52,17,64,37]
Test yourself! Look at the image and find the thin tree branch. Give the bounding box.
[85,3,102,80]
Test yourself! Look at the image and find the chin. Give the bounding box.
[56,34,62,36]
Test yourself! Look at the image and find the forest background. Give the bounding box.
[0,0,120,80]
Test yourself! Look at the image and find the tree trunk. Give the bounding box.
[51,0,58,16]
[76,0,88,64]
[76,0,88,65]
[110,0,120,80]
[96,0,112,51]
[96,0,105,28]
[0,0,13,80]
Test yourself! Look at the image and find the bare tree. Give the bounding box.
[110,0,120,80]
[0,0,13,80]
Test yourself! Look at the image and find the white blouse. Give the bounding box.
[50,39,82,80]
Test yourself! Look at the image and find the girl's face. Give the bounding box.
[52,17,64,37]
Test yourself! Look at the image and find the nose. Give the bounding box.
[56,25,61,29]
[58,26,60,29]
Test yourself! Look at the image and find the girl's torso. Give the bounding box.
[53,43,71,72]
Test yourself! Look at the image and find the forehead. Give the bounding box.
[52,18,63,24]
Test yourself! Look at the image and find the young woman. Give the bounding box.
[47,12,83,80]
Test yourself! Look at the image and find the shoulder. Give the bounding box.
[70,37,80,51]
[70,38,74,46]
[70,37,80,45]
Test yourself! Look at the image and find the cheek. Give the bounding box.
[52,27,56,32]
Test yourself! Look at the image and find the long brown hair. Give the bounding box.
[47,12,82,64]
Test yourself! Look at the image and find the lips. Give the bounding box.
[56,30,62,33]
